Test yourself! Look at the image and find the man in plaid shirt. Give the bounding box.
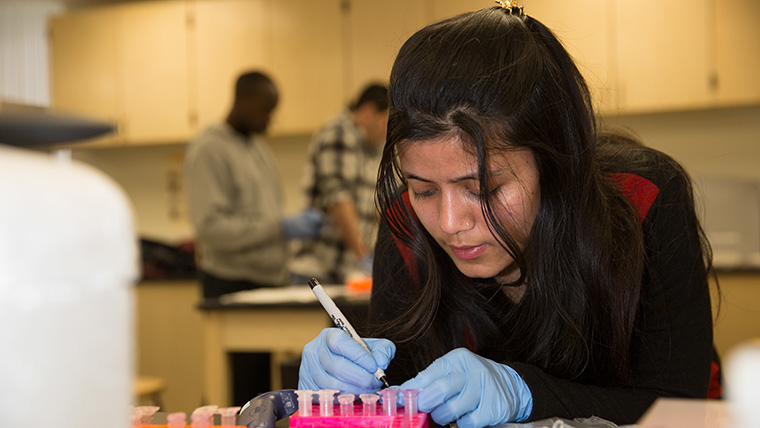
[291,84,389,284]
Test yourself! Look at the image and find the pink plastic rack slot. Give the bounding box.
[289,403,429,428]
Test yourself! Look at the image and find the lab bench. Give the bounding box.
[197,285,371,408]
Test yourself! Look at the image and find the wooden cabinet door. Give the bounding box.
[614,0,713,113]
[426,0,478,22]
[344,0,427,99]
[49,6,121,146]
[526,0,613,114]
[268,0,344,135]
[116,1,194,144]
[192,0,271,130]
[714,0,760,106]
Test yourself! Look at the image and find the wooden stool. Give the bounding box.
[134,375,166,408]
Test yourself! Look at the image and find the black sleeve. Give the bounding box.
[516,165,714,425]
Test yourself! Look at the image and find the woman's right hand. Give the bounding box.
[298,328,395,394]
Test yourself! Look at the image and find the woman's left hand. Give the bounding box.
[399,348,533,428]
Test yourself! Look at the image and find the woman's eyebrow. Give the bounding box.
[404,172,478,183]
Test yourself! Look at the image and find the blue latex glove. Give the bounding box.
[399,348,533,428]
[299,328,395,395]
[358,254,374,275]
[281,208,325,239]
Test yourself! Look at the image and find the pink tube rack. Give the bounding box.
[289,403,429,428]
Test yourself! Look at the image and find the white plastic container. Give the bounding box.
[0,145,137,428]
[726,340,760,428]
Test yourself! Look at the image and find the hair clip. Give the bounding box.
[494,0,525,17]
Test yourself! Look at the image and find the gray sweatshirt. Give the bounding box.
[184,123,289,286]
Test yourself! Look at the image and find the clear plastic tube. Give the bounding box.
[295,390,315,416]
[166,412,186,428]
[218,406,241,427]
[359,393,379,416]
[338,394,355,416]
[401,389,422,417]
[318,389,339,416]
[134,406,160,426]
[191,405,218,428]
[379,388,398,416]
[190,412,210,428]
[130,408,142,428]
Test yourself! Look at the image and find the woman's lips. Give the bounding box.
[449,244,487,260]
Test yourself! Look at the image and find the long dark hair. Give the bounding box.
[373,7,685,386]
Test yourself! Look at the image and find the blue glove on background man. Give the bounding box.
[399,347,533,428]
[281,208,325,239]
[299,328,395,395]
[358,254,374,276]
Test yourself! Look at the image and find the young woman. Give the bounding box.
[299,5,721,427]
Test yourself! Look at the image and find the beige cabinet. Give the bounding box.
[343,0,427,99]
[51,0,345,144]
[116,1,194,144]
[49,6,120,146]
[134,280,204,412]
[192,0,271,130]
[612,0,760,113]
[48,0,760,147]
[521,0,614,113]
[194,0,344,135]
[613,0,714,113]
[268,0,344,135]
[193,0,345,135]
[423,0,760,114]
[714,0,760,106]
[49,1,195,146]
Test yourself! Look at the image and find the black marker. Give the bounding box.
[308,277,390,388]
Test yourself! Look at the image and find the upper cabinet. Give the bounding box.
[48,0,760,147]
[116,1,194,144]
[49,1,194,146]
[609,0,760,113]
[713,0,760,106]
[613,0,714,113]
[192,0,345,136]
[520,0,614,113]
[49,6,120,146]
[344,0,426,98]
[50,0,345,146]
[191,0,271,132]
[267,0,344,135]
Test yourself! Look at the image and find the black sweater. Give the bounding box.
[369,149,717,425]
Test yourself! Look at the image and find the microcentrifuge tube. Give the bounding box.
[191,405,218,428]
[130,407,142,428]
[379,388,398,416]
[295,390,315,416]
[360,393,379,416]
[401,389,422,417]
[318,389,339,416]
[167,412,186,428]
[190,412,209,428]
[338,394,355,416]
[218,406,241,427]
[135,406,160,426]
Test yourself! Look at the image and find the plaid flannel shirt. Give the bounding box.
[291,111,382,282]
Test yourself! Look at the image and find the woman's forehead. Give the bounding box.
[399,137,535,177]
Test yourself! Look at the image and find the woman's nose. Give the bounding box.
[439,193,473,235]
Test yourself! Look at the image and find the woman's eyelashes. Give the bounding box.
[411,188,436,200]
[410,183,502,201]
[468,185,502,199]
